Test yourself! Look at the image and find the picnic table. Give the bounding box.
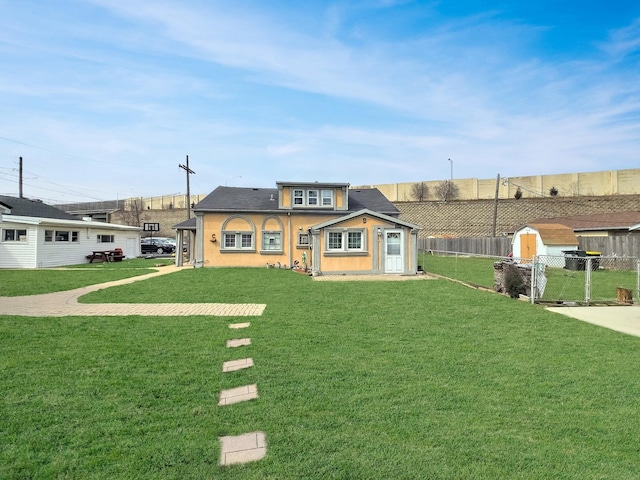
[87,249,125,263]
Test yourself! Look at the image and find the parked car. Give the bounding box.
[155,236,187,252]
[141,238,176,254]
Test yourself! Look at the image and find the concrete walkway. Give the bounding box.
[546,304,640,337]
[0,266,266,317]
[314,273,435,281]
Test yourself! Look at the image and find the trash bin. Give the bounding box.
[563,250,586,271]
[586,251,601,271]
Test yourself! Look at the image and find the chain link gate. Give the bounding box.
[531,254,640,305]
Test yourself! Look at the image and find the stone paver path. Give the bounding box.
[226,338,251,348]
[219,431,267,466]
[218,384,259,406]
[229,322,251,329]
[222,358,254,372]
[0,266,266,317]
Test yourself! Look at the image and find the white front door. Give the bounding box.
[384,230,404,273]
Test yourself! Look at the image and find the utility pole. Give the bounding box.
[179,155,195,220]
[492,174,500,236]
[19,157,23,198]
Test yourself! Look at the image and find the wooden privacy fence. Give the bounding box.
[418,235,640,258]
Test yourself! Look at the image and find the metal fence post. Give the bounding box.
[637,259,639,304]
[531,255,537,304]
[585,258,592,305]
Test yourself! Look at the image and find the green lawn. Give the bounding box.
[420,252,638,303]
[2,268,640,478]
[0,258,170,296]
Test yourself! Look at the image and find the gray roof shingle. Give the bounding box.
[194,186,399,216]
[0,196,78,220]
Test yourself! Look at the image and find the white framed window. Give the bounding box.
[224,233,236,248]
[328,231,342,250]
[321,190,333,206]
[222,232,255,251]
[348,231,362,250]
[2,229,27,242]
[97,234,114,243]
[56,231,69,242]
[241,233,253,248]
[45,230,79,243]
[262,232,282,252]
[307,190,318,206]
[325,229,366,254]
[292,188,334,208]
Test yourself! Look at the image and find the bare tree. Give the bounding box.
[119,199,146,227]
[434,180,459,201]
[411,181,428,201]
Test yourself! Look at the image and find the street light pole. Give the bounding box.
[447,158,453,201]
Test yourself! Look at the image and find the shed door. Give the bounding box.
[520,233,537,261]
[384,230,404,273]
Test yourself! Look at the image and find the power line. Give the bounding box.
[0,134,130,167]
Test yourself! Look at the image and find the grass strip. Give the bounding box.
[2,268,640,478]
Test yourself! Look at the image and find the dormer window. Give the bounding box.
[292,188,333,208]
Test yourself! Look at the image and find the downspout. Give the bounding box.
[195,213,204,268]
[175,230,183,266]
[287,212,292,268]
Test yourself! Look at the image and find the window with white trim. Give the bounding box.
[292,188,334,207]
[2,229,27,242]
[325,228,366,253]
[262,232,282,252]
[307,190,318,205]
[321,190,333,206]
[97,234,114,243]
[328,231,342,250]
[44,230,79,242]
[348,231,362,250]
[224,233,236,248]
[222,232,255,251]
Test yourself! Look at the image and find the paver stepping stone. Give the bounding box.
[219,431,267,466]
[222,358,254,372]
[226,338,251,348]
[218,384,258,406]
[229,322,251,329]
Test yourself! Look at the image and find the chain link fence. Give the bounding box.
[532,254,639,305]
[420,249,639,305]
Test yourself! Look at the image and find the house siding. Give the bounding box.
[0,222,37,268]
[1,223,141,269]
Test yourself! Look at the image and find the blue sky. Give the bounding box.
[1,0,639,204]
